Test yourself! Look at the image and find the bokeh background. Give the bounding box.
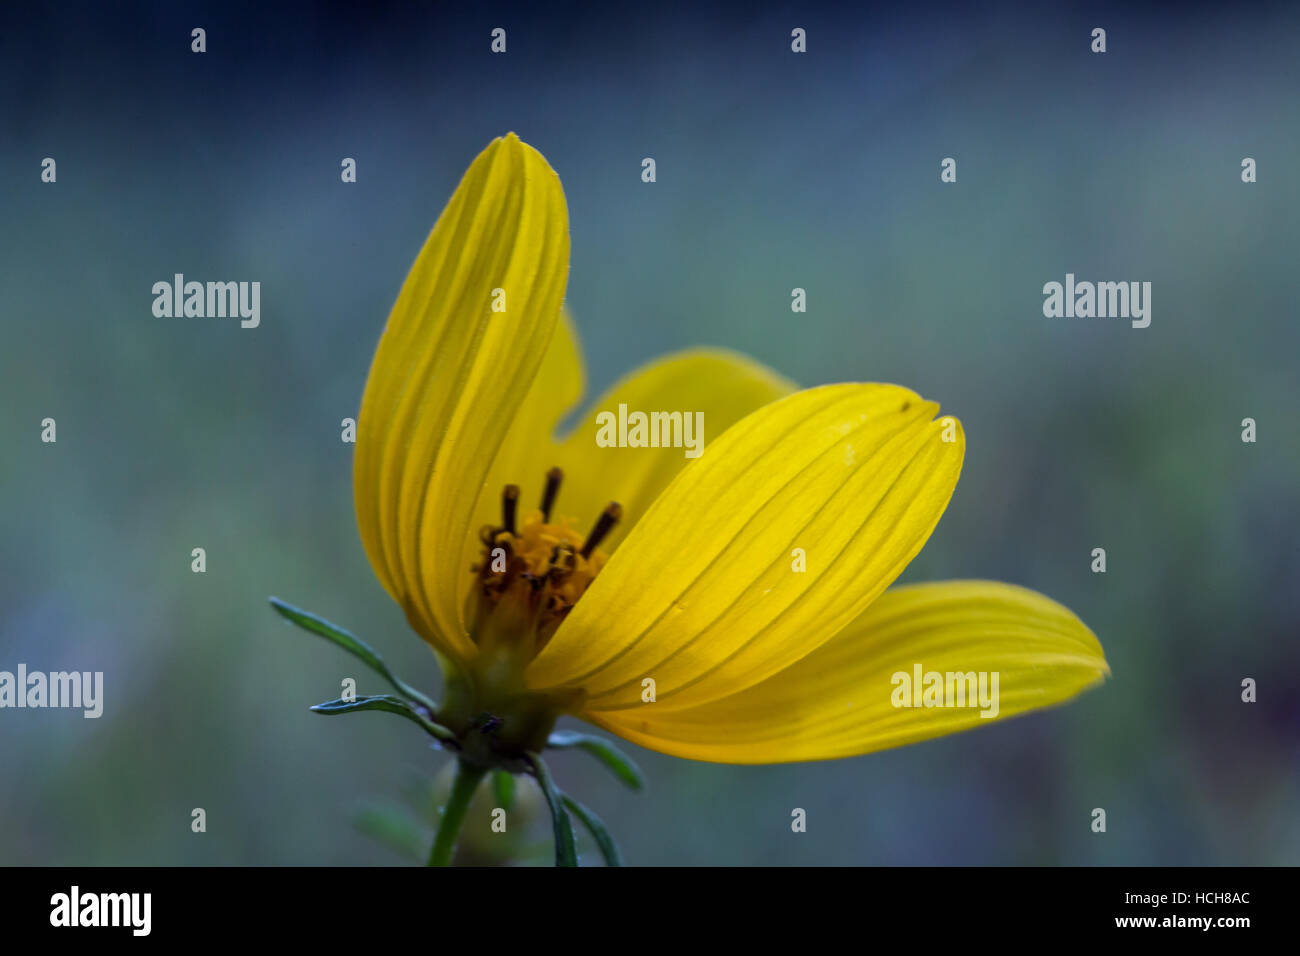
[2,0,1297,865]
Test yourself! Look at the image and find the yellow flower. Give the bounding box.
[353,133,1109,768]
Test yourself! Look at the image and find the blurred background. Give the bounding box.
[1,0,1297,865]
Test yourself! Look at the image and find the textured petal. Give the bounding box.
[584,580,1110,764]
[551,348,796,552]
[453,310,585,597]
[353,133,570,660]
[527,383,965,710]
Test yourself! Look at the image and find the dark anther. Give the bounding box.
[501,484,520,536]
[581,502,622,559]
[541,467,563,522]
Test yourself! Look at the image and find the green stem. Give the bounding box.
[427,760,487,867]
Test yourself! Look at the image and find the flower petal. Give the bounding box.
[527,383,964,710]
[353,133,570,660]
[583,580,1110,764]
[452,309,585,595]
[551,348,795,551]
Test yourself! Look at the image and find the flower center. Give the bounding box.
[469,466,621,658]
[441,468,620,768]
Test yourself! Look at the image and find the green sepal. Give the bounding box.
[526,752,578,867]
[310,694,455,741]
[268,596,438,712]
[546,731,645,791]
[561,792,622,867]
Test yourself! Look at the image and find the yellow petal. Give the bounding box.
[584,580,1109,764]
[452,309,585,597]
[353,133,570,661]
[527,383,964,710]
[551,348,796,551]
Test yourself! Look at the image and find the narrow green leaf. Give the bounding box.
[546,731,645,791]
[525,752,577,867]
[492,770,516,812]
[560,792,622,866]
[310,694,455,741]
[268,596,437,712]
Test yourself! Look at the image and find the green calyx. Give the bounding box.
[435,649,585,772]
[267,595,642,867]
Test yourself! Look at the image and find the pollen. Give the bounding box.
[470,467,621,652]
